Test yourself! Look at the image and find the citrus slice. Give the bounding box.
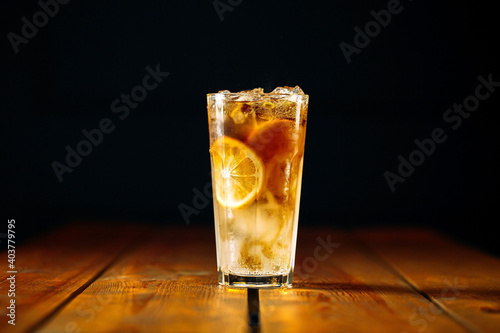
[246,119,299,162]
[211,136,264,208]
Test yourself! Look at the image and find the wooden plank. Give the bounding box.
[0,222,141,333]
[39,227,248,333]
[259,228,469,333]
[357,228,500,333]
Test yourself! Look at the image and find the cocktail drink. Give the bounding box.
[207,86,308,287]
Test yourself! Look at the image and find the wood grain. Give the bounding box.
[38,227,248,333]
[5,224,500,333]
[357,228,500,333]
[0,222,141,333]
[259,229,469,333]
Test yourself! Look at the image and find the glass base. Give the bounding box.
[218,269,293,288]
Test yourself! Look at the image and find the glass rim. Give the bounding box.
[206,92,309,101]
[207,92,309,97]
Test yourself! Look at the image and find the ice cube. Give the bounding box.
[229,103,248,124]
[239,241,263,270]
[261,242,275,259]
[291,86,305,94]
[238,88,264,94]
[256,192,282,242]
[270,86,305,95]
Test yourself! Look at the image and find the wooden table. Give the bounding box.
[1,223,500,333]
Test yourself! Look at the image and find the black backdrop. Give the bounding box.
[2,0,499,253]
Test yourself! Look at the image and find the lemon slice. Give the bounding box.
[246,119,298,162]
[211,136,264,208]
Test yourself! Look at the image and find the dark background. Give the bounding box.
[1,0,499,254]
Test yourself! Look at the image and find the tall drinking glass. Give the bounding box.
[207,86,308,288]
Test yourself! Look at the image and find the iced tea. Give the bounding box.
[207,86,308,287]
